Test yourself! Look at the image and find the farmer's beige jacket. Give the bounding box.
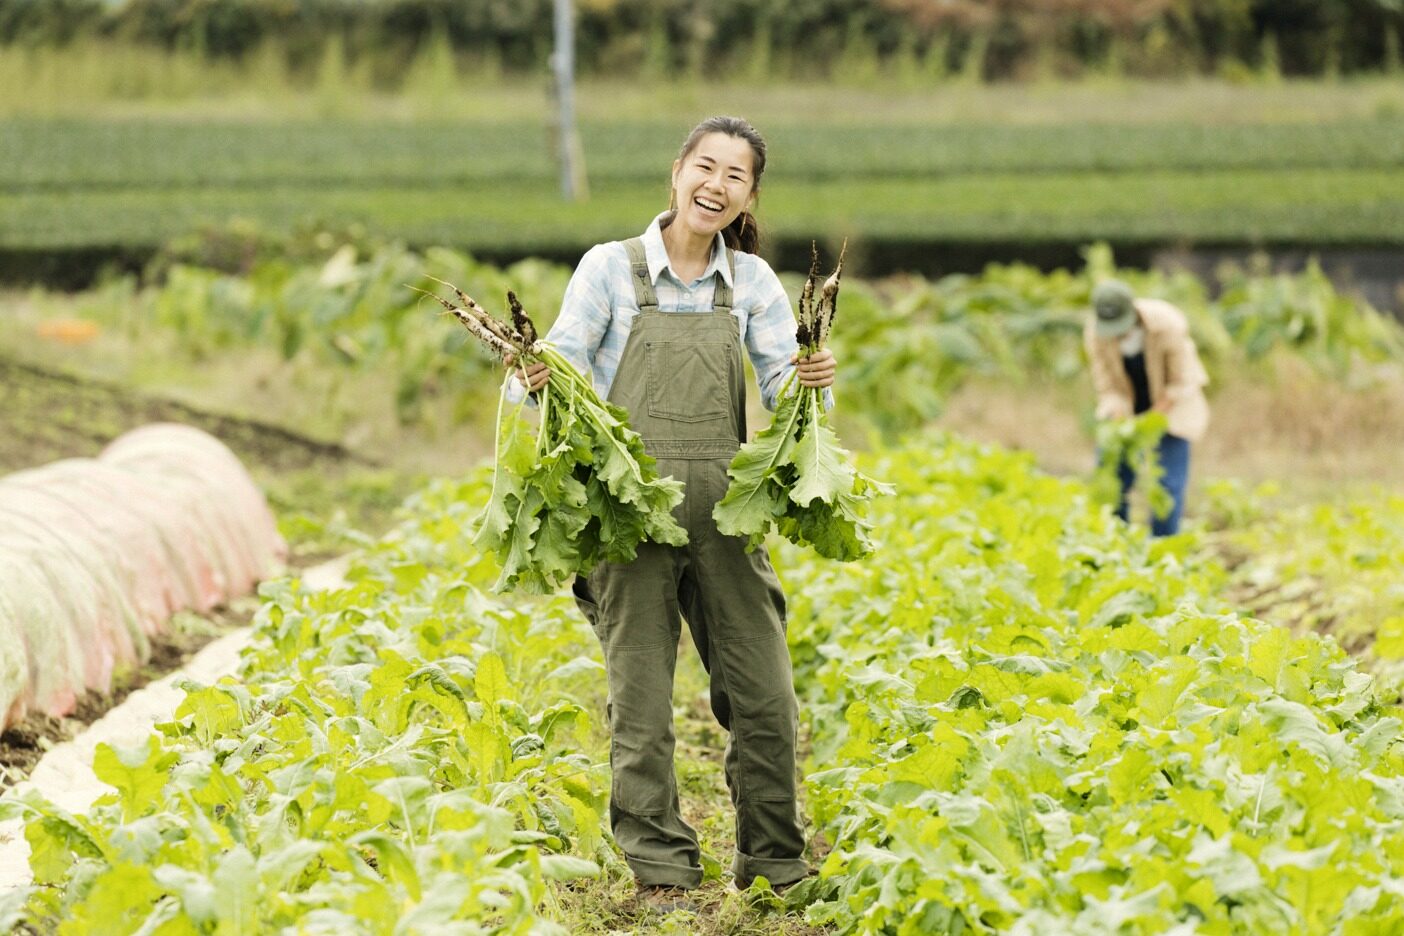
[1084,298,1210,442]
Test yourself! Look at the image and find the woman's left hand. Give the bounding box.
[793,348,836,388]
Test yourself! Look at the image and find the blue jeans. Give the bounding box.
[1115,434,1191,536]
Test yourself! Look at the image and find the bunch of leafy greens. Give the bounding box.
[1092,410,1174,522]
[713,245,891,561]
[420,279,687,592]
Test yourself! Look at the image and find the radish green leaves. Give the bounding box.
[713,245,891,561]
[421,280,687,592]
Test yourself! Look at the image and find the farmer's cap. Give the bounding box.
[1092,279,1138,338]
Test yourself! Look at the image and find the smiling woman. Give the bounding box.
[501,115,834,909]
[663,116,766,277]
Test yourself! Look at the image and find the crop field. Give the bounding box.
[3,232,1404,930]
[6,433,1404,932]
[7,168,1404,258]
[5,64,1404,933]
[5,81,1404,264]
[8,119,1404,189]
[6,237,1398,458]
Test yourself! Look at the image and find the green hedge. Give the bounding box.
[1,0,1402,79]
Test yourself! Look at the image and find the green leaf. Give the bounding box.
[475,652,512,707]
[92,737,179,823]
[56,862,166,935]
[256,840,325,892]
[174,685,243,747]
[348,830,422,901]
[25,812,104,886]
[713,388,803,544]
[887,726,967,789]
[1256,698,1349,768]
[789,402,856,508]
[212,846,260,936]
[539,855,599,881]
[153,865,218,926]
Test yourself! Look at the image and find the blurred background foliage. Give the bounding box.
[8,223,1400,453]
[1,0,1401,83]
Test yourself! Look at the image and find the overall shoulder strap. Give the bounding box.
[622,238,659,313]
[711,247,735,314]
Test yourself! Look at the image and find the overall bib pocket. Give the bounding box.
[646,341,731,423]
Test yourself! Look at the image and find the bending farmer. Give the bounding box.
[509,116,833,911]
[1085,279,1209,536]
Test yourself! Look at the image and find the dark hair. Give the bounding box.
[673,115,766,254]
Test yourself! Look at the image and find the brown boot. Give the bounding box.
[636,884,698,913]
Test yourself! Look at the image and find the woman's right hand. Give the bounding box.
[504,353,550,392]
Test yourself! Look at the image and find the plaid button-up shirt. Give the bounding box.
[511,213,825,412]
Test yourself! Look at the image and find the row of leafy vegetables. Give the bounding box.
[7,434,1404,932]
[779,441,1404,933]
[0,470,614,934]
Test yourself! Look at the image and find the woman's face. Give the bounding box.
[670,132,756,240]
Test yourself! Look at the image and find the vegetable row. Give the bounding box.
[776,436,1404,933]
[3,470,610,934]
[9,434,1404,932]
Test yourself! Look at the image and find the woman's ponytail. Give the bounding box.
[724,209,761,254]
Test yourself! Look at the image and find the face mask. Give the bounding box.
[1118,326,1145,356]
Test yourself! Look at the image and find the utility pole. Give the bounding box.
[552,0,589,201]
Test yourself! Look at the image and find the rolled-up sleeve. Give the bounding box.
[746,258,836,412]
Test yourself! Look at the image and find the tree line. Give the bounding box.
[1,0,1401,80]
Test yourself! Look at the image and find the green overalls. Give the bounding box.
[572,237,808,890]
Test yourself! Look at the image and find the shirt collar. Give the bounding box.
[641,212,734,288]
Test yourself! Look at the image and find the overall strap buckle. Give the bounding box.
[712,247,736,315]
[622,238,659,313]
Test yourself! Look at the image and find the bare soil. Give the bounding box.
[0,354,365,474]
[939,360,1404,501]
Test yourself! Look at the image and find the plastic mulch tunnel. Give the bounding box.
[0,423,286,729]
